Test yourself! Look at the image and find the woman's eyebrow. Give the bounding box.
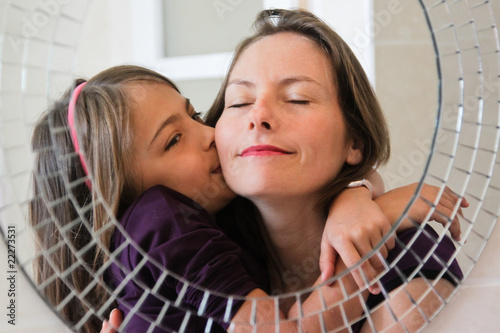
[226,76,320,88]
[279,76,320,87]
[227,79,254,89]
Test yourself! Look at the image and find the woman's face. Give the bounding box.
[215,32,362,201]
[128,82,235,215]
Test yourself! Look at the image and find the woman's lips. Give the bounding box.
[240,145,292,157]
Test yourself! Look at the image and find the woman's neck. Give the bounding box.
[251,196,325,294]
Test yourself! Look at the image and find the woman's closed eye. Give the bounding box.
[165,134,181,151]
[288,100,310,105]
[228,102,253,109]
[227,100,310,108]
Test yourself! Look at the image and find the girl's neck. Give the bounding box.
[251,196,325,294]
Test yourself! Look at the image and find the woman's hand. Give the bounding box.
[319,186,395,294]
[100,309,123,333]
[375,183,468,241]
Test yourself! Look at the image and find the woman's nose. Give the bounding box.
[248,99,274,131]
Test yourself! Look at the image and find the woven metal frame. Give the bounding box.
[0,0,498,332]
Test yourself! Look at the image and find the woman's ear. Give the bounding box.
[345,137,363,165]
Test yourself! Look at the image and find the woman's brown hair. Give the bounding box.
[29,65,179,332]
[206,9,390,214]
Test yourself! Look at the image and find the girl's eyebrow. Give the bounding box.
[148,98,190,149]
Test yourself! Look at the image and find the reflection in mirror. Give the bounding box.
[1,0,499,332]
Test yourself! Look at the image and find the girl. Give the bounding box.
[30,65,398,332]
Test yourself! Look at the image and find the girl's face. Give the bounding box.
[215,32,362,201]
[129,82,235,215]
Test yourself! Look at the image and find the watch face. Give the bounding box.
[348,179,367,187]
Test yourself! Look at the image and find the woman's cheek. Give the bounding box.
[215,116,234,155]
[215,120,233,169]
[215,145,238,192]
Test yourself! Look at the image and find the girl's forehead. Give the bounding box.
[125,82,161,103]
[126,82,183,112]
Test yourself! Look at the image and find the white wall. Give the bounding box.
[309,0,375,84]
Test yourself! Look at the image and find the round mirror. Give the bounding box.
[0,0,499,332]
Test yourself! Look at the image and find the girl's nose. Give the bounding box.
[197,121,216,150]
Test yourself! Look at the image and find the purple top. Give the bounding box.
[107,185,267,333]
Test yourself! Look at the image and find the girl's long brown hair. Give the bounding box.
[29,65,178,333]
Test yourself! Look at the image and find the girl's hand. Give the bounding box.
[101,309,123,333]
[375,183,468,241]
[319,186,395,294]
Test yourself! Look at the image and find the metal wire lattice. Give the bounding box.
[0,0,499,332]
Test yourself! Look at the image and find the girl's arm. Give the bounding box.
[319,173,466,289]
[375,182,467,241]
[319,170,394,294]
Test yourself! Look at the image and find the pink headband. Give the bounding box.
[67,82,92,189]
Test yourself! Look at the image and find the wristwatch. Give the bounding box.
[347,179,373,198]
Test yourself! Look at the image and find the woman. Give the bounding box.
[206,9,464,332]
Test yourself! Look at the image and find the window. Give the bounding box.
[128,0,373,111]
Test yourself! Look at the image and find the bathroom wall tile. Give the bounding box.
[374,0,432,43]
[376,43,439,189]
